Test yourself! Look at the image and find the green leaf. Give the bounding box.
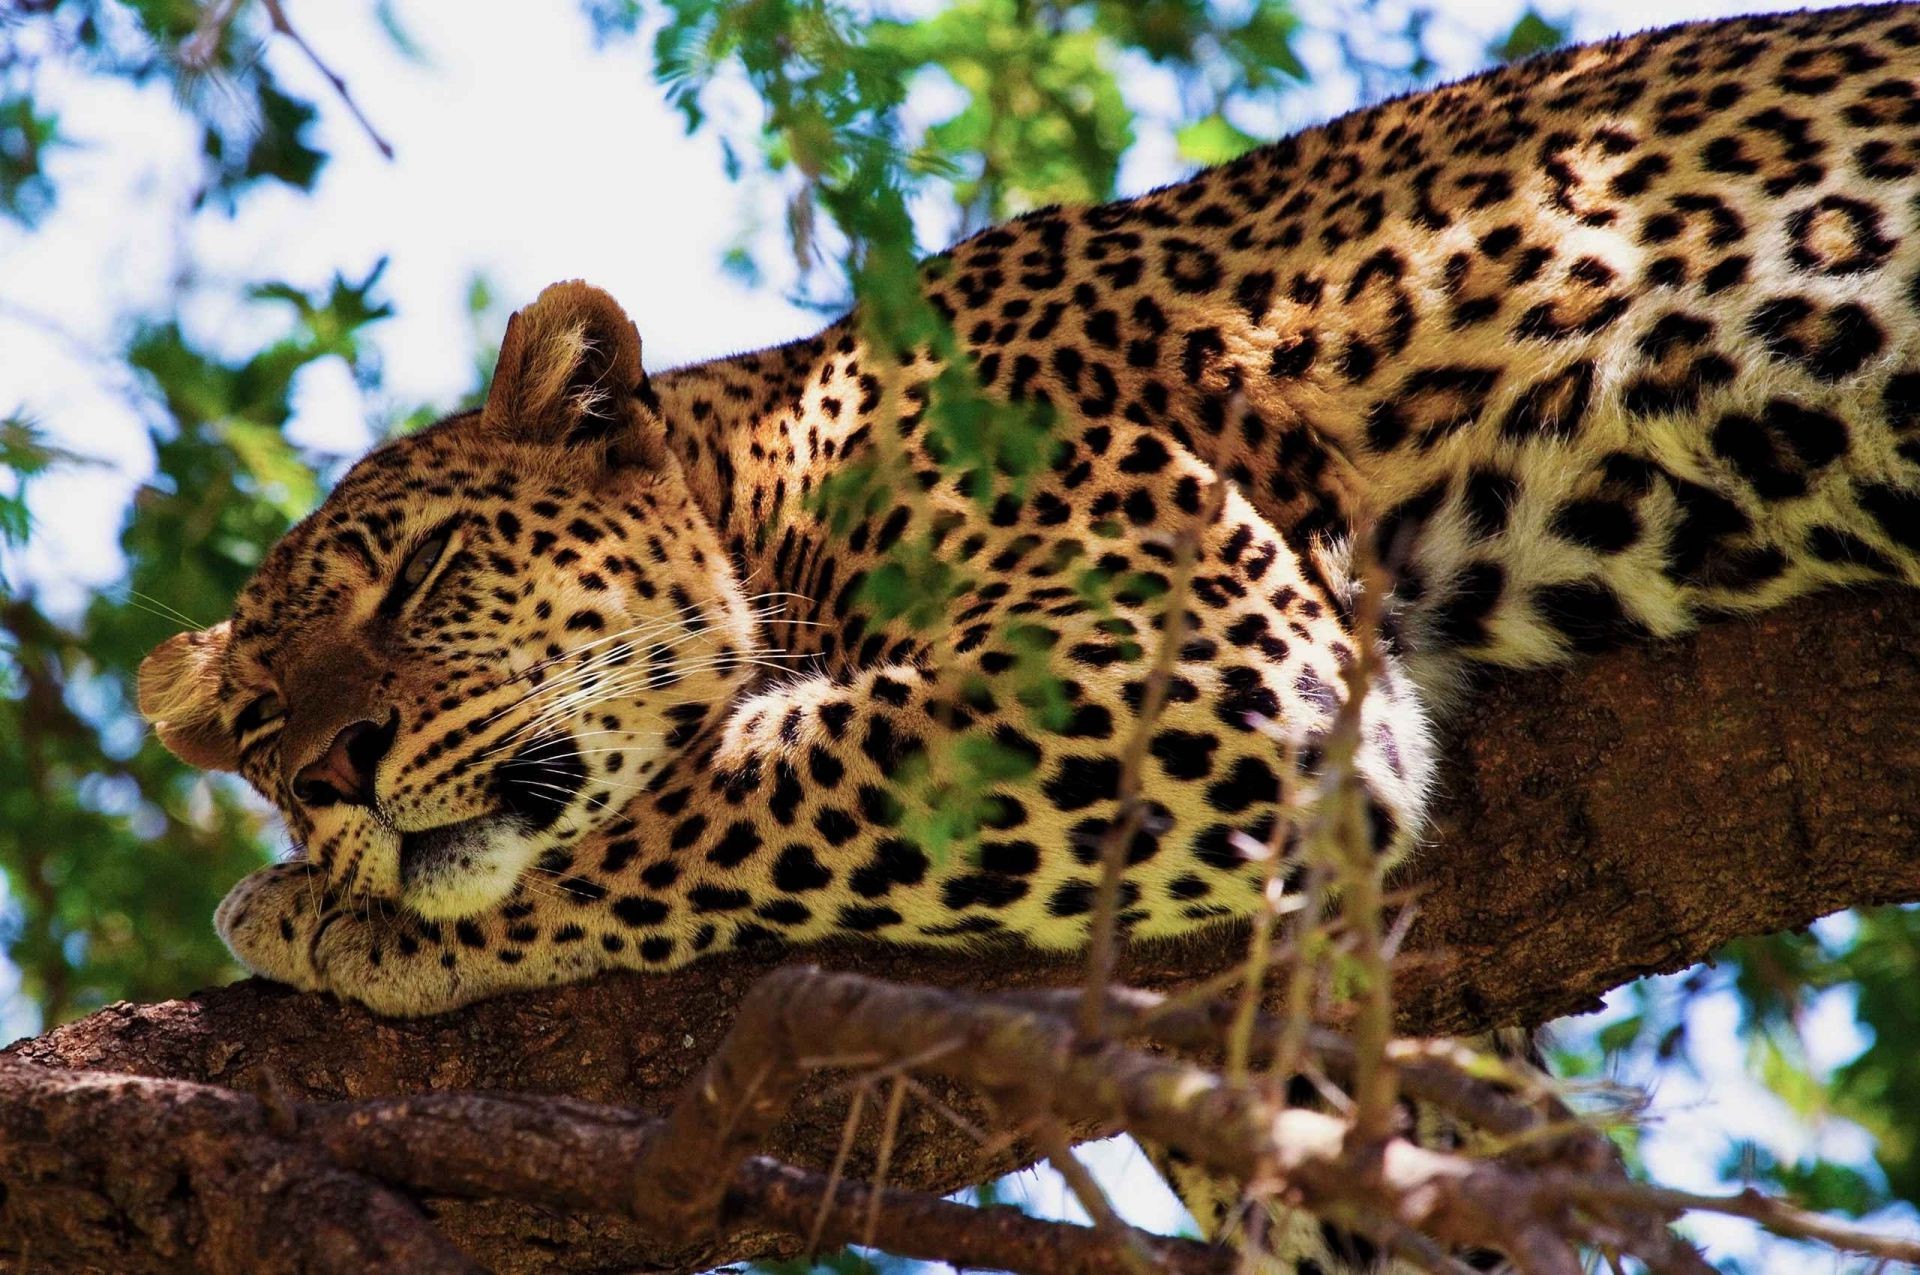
[1492,10,1569,64]
[1176,113,1262,166]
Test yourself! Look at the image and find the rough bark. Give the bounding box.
[3,588,1916,1273]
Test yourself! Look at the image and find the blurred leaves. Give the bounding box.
[0,264,403,1027]
[1492,8,1570,64]
[0,418,96,553]
[1176,112,1261,165]
[0,92,63,226]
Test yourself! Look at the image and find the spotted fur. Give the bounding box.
[141,7,1920,1265]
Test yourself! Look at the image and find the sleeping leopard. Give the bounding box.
[141,3,1917,1266]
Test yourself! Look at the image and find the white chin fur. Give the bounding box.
[403,821,537,920]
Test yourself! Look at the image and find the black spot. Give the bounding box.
[1711,399,1850,500]
[612,895,669,927]
[849,838,929,897]
[669,814,709,851]
[1663,477,1753,582]
[977,839,1041,875]
[770,763,805,825]
[600,838,640,874]
[1214,665,1280,731]
[836,904,902,931]
[1067,807,1166,866]
[1461,467,1518,538]
[1169,873,1210,899]
[856,783,904,827]
[871,675,913,706]
[1499,360,1595,440]
[1150,728,1218,780]
[807,745,844,787]
[1856,481,1920,550]
[943,874,1030,909]
[1702,255,1749,293]
[558,876,607,903]
[1551,498,1640,553]
[1118,434,1173,474]
[1206,757,1278,813]
[707,821,762,868]
[813,806,860,846]
[1748,296,1885,382]
[1787,194,1894,275]
[1695,542,1789,591]
[730,923,781,949]
[983,795,1027,829]
[1532,580,1647,653]
[818,701,854,738]
[690,885,752,913]
[1047,881,1095,917]
[1364,364,1500,451]
[1061,704,1115,739]
[862,717,925,776]
[1043,756,1122,810]
[1374,479,1446,567]
[991,725,1044,774]
[772,844,832,892]
[1191,824,1244,872]
[494,733,585,832]
[1806,525,1899,575]
[1427,560,1506,649]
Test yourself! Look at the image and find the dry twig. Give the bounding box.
[1080,403,1234,1039]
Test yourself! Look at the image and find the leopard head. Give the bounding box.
[139,282,757,920]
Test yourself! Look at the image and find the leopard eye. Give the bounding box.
[234,692,284,738]
[389,532,452,608]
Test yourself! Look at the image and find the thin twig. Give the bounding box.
[260,0,395,159]
[1324,537,1400,1146]
[863,1073,910,1251]
[1565,1178,1920,1266]
[1225,735,1299,1082]
[1034,1119,1157,1275]
[1079,404,1234,1039]
[807,1078,869,1259]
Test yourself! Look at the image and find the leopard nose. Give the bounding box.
[291,711,398,809]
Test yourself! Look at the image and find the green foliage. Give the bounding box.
[0,419,93,554]
[1491,8,1571,64]
[0,91,63,226]
[0,266,401,1028]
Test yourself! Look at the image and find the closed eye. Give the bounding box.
[234,692,284,738]
[382,518,463,614]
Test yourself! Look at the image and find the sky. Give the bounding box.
[0,0,1894,1266]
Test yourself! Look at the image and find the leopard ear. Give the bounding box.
[138,623,238,773]
[481,280,664,466]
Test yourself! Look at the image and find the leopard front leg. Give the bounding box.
[215,859,607,1016]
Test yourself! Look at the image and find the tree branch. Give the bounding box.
[4,588,1916,1272]
[0,1058,1230,1275]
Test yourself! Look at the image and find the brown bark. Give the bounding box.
[3,588,1916,1272]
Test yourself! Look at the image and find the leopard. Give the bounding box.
[139,4,1920,1268]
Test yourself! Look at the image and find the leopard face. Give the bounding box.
[139,284,757,921]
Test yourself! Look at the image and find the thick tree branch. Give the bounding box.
[0,1059,1230,1275]
[4,588,1916,1272]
